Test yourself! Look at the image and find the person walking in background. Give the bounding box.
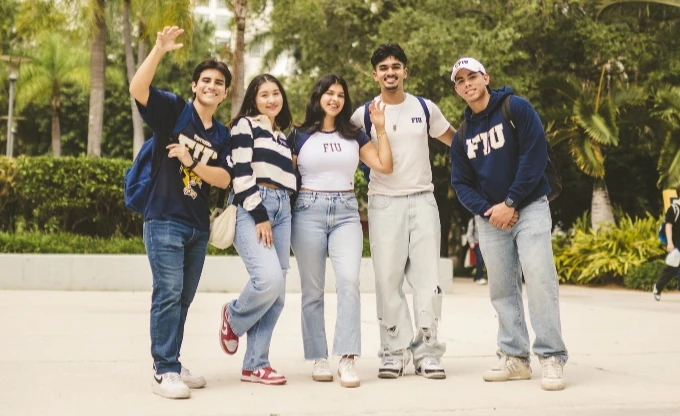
[449,57,568,391]
[218,74,296,386]
[129,26,233,399]
[466,217,487,285]
[290,74,392,388]
[653,186,680,301]
[351,43,456,380]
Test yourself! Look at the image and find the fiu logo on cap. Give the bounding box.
[454,59,469,69]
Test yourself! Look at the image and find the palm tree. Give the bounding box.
[87,0,106,157]
[540,67,647,231]
[15,33,89,157]
[654,87,680,188]
[229,0,247,119]
[119,0,193,158]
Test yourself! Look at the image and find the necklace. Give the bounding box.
[383,101,405,132]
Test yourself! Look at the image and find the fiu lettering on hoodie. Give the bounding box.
[450,87,551,216]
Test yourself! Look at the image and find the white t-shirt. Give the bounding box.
[294,130,370,191]
[351,93,451,196]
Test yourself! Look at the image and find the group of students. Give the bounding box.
[130,26,569,400]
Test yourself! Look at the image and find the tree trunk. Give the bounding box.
[230,0,247,119]
[122,0,145,159]
[591,177,616,231]
[51,97,61,157]
[87,0,106,157]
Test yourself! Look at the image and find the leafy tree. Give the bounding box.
[15,33,90,157]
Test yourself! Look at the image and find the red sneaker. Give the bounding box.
[219,303,239,355]
[241,367,287,385]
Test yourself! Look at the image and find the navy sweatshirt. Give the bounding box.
[450,87,551,216]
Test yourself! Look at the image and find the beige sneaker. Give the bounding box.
[483,355,532,382]
[312,358,333,382]
[541,357,565,391]
[338,356,360,388]
[180,367,206,389]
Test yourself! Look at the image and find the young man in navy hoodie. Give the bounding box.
[449,58,568,391]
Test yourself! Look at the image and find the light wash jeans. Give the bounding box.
[476,196,568,364]
[291,191,363,360]
[144,219,210,375]
[368,191,446,363]
[228,187,291,371]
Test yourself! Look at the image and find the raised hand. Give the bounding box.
[368,98,386,132]
[155,26,185,53]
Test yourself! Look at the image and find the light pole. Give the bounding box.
[1,54,31,158]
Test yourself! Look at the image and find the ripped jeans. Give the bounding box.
[368,192,446,363]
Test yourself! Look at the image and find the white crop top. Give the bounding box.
[294,130,370,191]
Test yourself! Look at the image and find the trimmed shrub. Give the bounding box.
[623,260,669,291]
[2,155,140,237]
[0,231,239,255]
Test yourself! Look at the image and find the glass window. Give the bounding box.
[215,15,229,31]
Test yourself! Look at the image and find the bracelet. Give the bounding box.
[377,131,387,139]
[188,159,199,170]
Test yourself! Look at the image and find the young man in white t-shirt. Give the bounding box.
[351,43,455,379]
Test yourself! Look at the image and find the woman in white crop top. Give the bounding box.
[289,74,393,388]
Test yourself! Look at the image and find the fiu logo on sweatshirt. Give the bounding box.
[466,123,506,159]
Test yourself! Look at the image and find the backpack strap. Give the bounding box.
[173,101,194,136]
[363,101,372,135]
[500,95,515,130]
[415,96,431,137]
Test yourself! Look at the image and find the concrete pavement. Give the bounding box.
[2,279,680,416]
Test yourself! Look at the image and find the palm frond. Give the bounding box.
[570,135,605,178]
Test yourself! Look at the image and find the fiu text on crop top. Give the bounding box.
[291,129,370,191]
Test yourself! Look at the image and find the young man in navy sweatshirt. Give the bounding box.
[449,57,568,391]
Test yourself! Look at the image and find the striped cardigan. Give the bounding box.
[230,115,296,223]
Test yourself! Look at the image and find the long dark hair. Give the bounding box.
[231,74,292,131]
[297,74,360,140]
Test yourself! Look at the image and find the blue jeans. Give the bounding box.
[291,191,363,360]
[476,196,568,364]
[473,245,485,281]
[228,187,291,371]
[144,219,210,375]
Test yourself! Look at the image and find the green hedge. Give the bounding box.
[1,156,372,240]
[0,231,372,257]
[623,260,670,291]
[1,156,140,237]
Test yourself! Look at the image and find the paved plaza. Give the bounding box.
[2,278,679,416]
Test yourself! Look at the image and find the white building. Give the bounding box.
[193,0,293,82]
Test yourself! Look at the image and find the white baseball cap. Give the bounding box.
[450,57,486,82]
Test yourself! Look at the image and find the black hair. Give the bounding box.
[232,74,293,131]
[191,59,232,99]
[370,43,408,69]
[675,184,680,196]
[297,74,360,140]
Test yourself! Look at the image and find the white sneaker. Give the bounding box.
[378,351,410,379]
[476,278,488,285]
[415,356,446,379]
[541,357,565,391]
[312,358,333,382]
[483,355,532,382]
[152,372,190,399]
[338,356,360,388]
[180,367,206,389]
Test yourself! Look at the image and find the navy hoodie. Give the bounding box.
[450,87,551,216]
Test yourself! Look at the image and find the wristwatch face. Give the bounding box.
[505,197,516,208]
